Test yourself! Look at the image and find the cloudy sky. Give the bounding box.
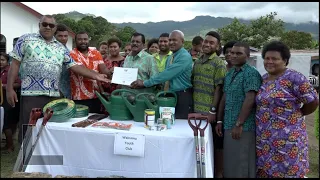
[22,2,319,24]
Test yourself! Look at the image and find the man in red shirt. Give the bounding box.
[70,32,111,113]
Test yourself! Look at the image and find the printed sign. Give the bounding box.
[114,133,145,157]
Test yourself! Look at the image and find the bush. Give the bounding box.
[315,108,319,140]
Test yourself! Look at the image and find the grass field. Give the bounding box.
[1,113,319,178]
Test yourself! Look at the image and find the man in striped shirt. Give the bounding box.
[192,31,227,178]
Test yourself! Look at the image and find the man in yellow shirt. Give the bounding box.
[153,33,172,72]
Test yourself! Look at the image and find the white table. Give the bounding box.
[25,115,214,178]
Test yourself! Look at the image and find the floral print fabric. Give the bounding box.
[255,69,318,178]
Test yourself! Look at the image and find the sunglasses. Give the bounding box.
[41,22,56,28]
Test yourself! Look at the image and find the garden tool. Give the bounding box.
[22,108,53,172]
[13,108,42,172]
[95,89,137,120]
[188,113,209,178]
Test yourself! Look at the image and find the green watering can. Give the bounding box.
[95,89,137,120]
[122,92,155,122]
[142,91,177,119]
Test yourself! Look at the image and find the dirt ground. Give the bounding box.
[306,113,319,150]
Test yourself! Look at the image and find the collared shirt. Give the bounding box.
[153,51,172,72]
[123,50,158,81]
[223,63,262,131]
[9,33,76,97]
[193,53,227,114]
[59,45,71,99]
[70,48,104,100]
[123,50,159,93]
[144,47,193,92]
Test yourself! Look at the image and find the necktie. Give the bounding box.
[163,55,174,91]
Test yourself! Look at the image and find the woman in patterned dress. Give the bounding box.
[102,37,125,93]
[255,41,319,178]
[100,37,125,114]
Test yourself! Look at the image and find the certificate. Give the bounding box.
[111,67,138,86]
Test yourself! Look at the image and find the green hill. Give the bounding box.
[63,11,319,41]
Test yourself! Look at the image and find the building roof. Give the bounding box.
[11,2,75,38]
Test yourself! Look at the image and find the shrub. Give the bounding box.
[315,107,319,140]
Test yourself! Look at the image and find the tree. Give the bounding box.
[248,12,285,48]
[217,18,250,45]
[311,40,319,49]
[280,30,313,49]
[115,26,136,45]
[217,12,286,49]
[53,14,136,48]
[184,41,192,50]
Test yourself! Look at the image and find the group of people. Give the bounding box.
[1,14,319,178]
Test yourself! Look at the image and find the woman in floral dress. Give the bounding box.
[102,37,125,93]
[100,37,125,114]
[255,41,319,178]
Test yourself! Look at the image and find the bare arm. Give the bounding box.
[301,100,319,116]
[212,85,223,109]
[7,59,20,91]
[70,65,100,80]
[98,63,112,78]
[237,91,257,125]
[217,93,226,122]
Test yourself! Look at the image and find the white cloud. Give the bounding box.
[21,2,319,24]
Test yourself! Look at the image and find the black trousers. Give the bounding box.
[175,88,194,119]
[2,90,20,130]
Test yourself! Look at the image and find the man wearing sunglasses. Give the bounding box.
[7,15,111,144]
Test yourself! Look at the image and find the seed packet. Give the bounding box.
[159,107,175,125]
[91,122,132,131]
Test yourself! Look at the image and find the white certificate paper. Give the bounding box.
[111,67,138,86]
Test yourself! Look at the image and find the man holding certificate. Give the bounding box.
[131,30,193,119]
[121,32,159,93]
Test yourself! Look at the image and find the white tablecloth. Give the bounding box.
[25,115,214,178]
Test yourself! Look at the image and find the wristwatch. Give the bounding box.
[235,120,243,127]
[208,107,216,115]
[210,107,216,112]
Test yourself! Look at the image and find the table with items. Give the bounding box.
[24,115,214,178]
[18,90,214,178]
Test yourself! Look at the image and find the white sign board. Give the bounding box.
[112,67,138,86]
[114,133,145,157]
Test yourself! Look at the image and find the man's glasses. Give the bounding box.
[41,22,56,29]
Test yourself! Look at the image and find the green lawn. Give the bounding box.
[1,133,319,178]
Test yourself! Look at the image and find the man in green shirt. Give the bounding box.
[131,30,193,119]
[216,42,262,178]
[153,33,172,72]
[192,31,227,178]
[123,32,159,93]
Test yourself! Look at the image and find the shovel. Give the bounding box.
[13,108,42,172]
[188,113,209,178]
[22,108,53,172]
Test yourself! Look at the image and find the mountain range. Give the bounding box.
[64,11,319,41]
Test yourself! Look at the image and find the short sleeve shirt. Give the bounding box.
[223,63,262,131]
[70,48,104,100]
[9,33,76,97]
